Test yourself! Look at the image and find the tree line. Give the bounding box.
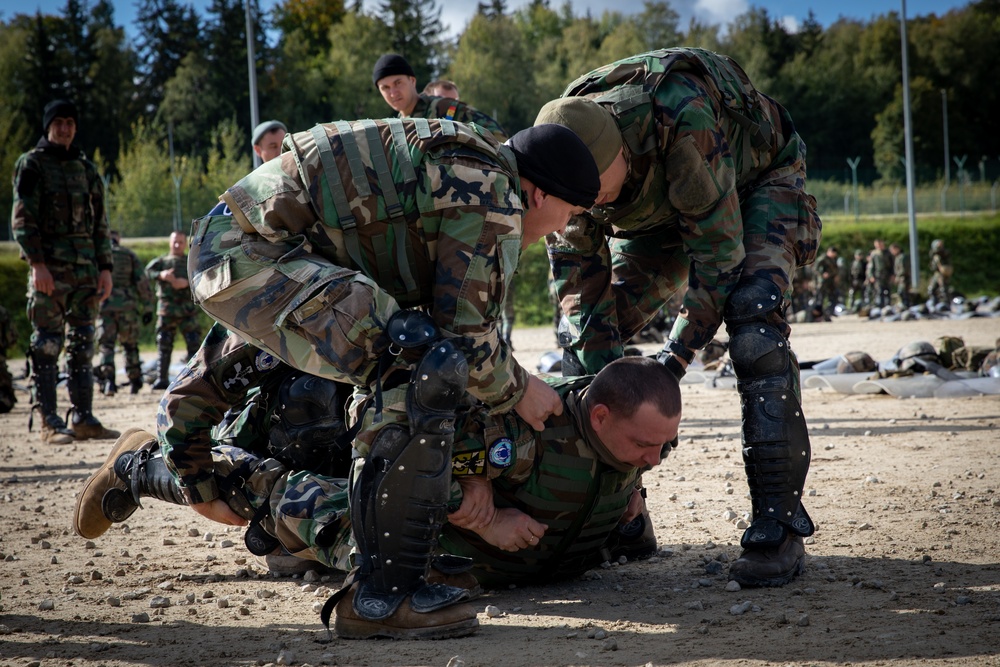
[1,0,997,238]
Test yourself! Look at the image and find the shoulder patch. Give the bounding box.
[254,350,279,372]
[488,437,514,468]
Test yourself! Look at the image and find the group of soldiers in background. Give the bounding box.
[789,237,954,322]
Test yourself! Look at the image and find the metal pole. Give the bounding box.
[847,157,861,220]
[245,0,261,169]
[954,155,967,215]
[168,121,182,233]
[941,89,950,185]
[901,0,919,291]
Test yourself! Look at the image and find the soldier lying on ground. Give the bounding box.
[73,355,680,639]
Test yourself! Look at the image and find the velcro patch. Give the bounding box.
[488,437,514,469]
[452,450,485,476]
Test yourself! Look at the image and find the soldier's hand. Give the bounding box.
[514,374,562,431]
[97,269,113,301]
[30,263,55,296]
[620,488,646,523]
[449,475,496,531]
[142,312,153,325]
[477,507,548,552]
[190,499,249,527]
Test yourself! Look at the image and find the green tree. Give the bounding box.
[323,10,393,120]
[448,12,533,130]
[377,0,445,82]
[635,0,681,50]
[133,0,202,117]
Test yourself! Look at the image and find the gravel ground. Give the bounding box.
[1,315,998,667]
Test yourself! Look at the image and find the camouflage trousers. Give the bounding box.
[188,213,399,390]
[928,273,951,305]
[97,309,142,381]
[212,444,354,571]
[27,261,100,352]
[156,308,202,356]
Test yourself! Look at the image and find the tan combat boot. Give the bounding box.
[73,428,154,539]
[71,413,121,441]
[333,583,479,640]
[40,413,75,445]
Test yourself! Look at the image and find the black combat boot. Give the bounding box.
[31,359,74,445]
[67,363,120,440]
[151,333,174,390]
[73,429,188,539]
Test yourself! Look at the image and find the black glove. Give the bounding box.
[655,349,687,381]
[142,312,153,325]
[561,349,588,377]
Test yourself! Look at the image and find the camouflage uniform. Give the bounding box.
[544,48,821,584]
[403,95,517,344]
[146,250,201,388]
[11,136,115,441]
[156,374,642,584]
[928,241,952,306]
[187,118,529,433]
[891,247,910,307]
[405,95,508,142]
[847,250,867,311]
[864,244,891,308]
[97,239,153,394]
[187,118,543,625]
[813,249,840,315]
[0,305,18,413]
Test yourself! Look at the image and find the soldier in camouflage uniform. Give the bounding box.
[535,48,822,587]
[889,242,910,308]
[72,356,679,636]
[813,245,840,316]
[184,118,599,637]
[10,99,119,444]
[0,305,19,413]
[96,231,154,395]
[847,248,867,312]
[373,54,508,142]
[146,231,202,390]
[927,238,952,307]
[864,238,892,309]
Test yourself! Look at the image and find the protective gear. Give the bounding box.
[65,325,119,440]
[268,373,350,478]
[73,429,187,539]
[723,277,813,556]
[561,349,587,377]
[836,351,876,374]
[28,334,74,444]
[894,341,939,373]
[729,534,805,587]
[349,339,470,623]
[333,582,478,639]
[152,330,173,390]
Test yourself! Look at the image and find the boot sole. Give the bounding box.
[334,616,479,640]
[728,553,805,588]
[72,427,152,539]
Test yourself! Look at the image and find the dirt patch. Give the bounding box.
[1,316,999,667]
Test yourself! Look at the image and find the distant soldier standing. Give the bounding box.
[10,99,119,443]
[865,239,891,308]
[146,231,201,390]
[888,242,910,308]
[927,238,952,306]
[847,248,867,311]
[813,245,840,316]
[96,230,154,395]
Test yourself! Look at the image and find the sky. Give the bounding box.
[6,0,973,39]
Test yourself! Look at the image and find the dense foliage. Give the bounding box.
[2,0,998,240]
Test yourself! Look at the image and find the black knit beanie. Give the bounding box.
[43,99,77,132]
[506,124,599,209]
[372,54,416,86]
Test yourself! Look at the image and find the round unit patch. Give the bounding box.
[255,350,279,372]
[488,437,514,468]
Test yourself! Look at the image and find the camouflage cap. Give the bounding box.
[534,97,622,173]
[252,120,287,146]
